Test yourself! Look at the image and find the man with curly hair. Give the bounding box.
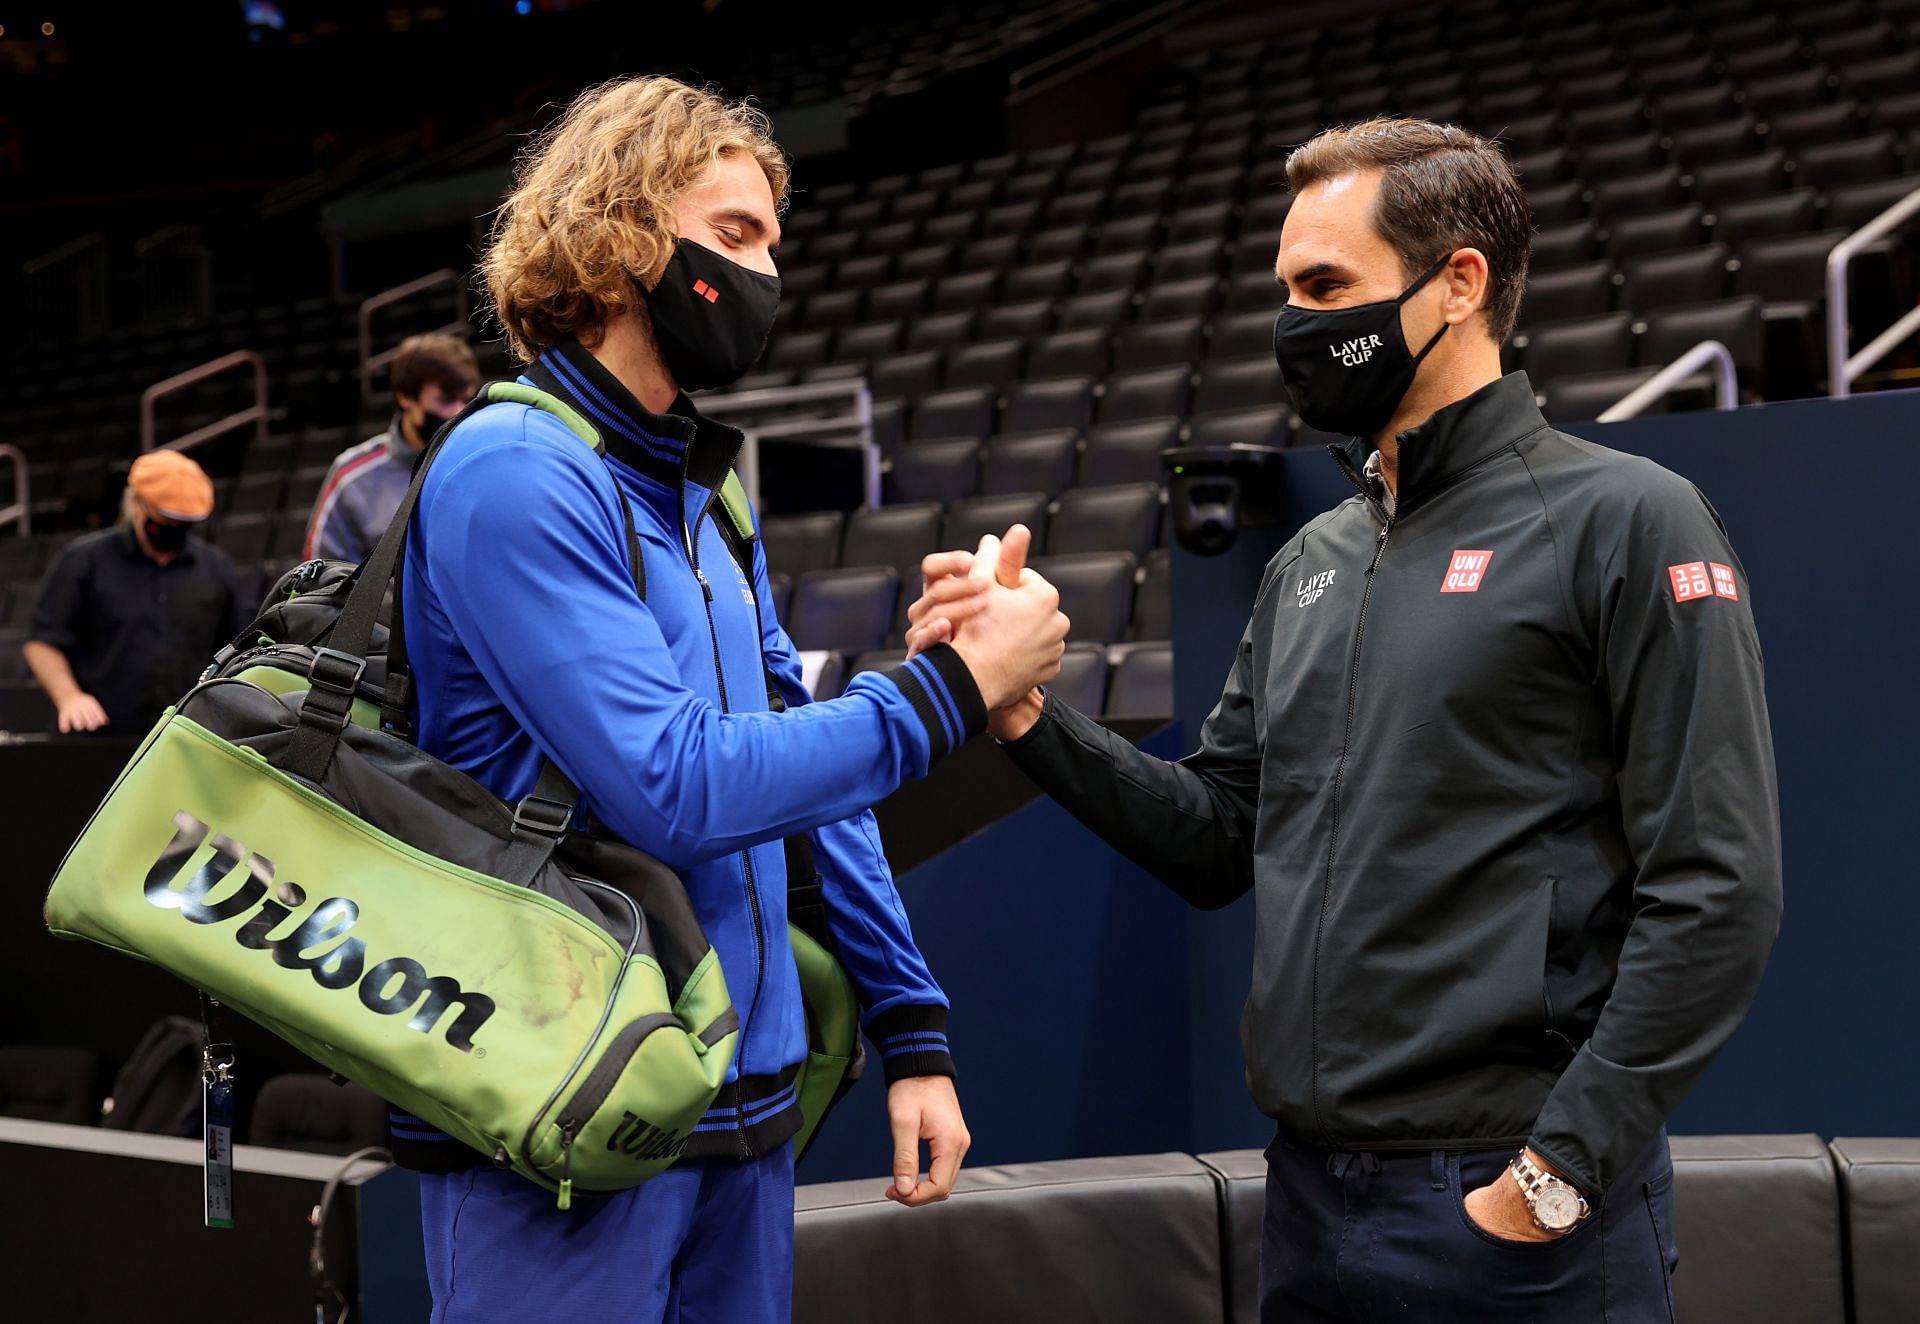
[398,76,1068,1322]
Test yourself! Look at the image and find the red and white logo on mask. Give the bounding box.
[1441,549,1493,593]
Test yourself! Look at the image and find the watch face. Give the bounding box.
[1535,1184,1583,1231]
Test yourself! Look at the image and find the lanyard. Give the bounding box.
[200,992,236,1229]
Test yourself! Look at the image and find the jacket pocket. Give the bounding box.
[1643,1166,1680,1322]
[1539,874,1578,1061]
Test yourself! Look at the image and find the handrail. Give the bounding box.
[701,378,880,509]
[139,351,269,454]
[1596,340,1737,422]
[1826,185,1920,399]
[22,231,104,277]
[358,269,471,402]
[1010,0,1191,97]
[0,444,30,538]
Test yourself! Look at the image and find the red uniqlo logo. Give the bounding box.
[692,279,719,303]
[1440,549,1494,593]
[1669,562,1713,602]
[1710,562,1739,600]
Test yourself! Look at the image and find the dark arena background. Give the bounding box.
[1,1,1917,1320]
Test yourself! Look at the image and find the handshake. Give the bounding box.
[902,524,1068,742]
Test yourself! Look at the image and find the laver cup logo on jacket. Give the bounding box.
[143,810,497,1051]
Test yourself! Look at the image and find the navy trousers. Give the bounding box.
[420,1143,795,1324]
[1260,1129,1679,1323]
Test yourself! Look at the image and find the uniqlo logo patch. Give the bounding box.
[1709,562,1739,600]
[1669,562,1713,602]
[692,279,719,303]
[1440,549,1494,593]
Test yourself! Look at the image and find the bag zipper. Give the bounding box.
[683,488,768,1154]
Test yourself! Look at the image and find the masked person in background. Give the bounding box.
[908,118,1781,1322]
[305,332,479,563]
[397,76,1068,1324]
[23,449,251,736]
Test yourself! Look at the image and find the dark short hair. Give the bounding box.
[391,332,480,402]
[1285,118,1533,341]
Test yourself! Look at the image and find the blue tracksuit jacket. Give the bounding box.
[391,336,983,1168]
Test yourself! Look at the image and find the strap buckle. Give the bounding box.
[308,647,367,698]
[511,794,574,839]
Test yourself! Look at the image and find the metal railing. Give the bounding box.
[0,445,30,538]
[1827,184,1920,399]
[358,270,471,402]
[23,232,109,344]
[1596,340,1738,423]
[700,378,880,510]
[134,223,212,330]
[140,351,269,454]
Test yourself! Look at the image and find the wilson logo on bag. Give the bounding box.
[144,810,498,1052]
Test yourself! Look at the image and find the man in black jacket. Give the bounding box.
[908,119,1782,1321]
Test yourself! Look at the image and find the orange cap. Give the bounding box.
[128,449,214,521]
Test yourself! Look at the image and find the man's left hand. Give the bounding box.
[883,1075,971,1208]
[1462,1147,1570,1244]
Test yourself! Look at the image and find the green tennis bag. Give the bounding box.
[44,383,860,1204]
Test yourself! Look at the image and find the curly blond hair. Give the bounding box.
[483,76,790,362]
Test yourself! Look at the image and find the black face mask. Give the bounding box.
[144,519,191,554]
[635,238,781,392]
[1272,254,1452,438]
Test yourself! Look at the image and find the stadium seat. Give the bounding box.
[1049,483,1162,559]
[1518,313,1638,389]
[1711,190,1819,249]
[1532,220,1600,269]
[868,278,932,322]
[1078,252,1151,295]
[1080,418,1181,488]
[0,1045,100,1125]
[1539,367,1664,423]
[788,567,900,654]
[1594,167,1688,216]
[887,440,979,506]
[1637,296,1767,381]
[1154,240,1225,283]
[1188,405,1293,449]
[1609,205,1705,260]
[1525,181,1589,226]
[1139,276,1221,322]
[932,270,1001,312]
[250,1074,389,1155]
[1517,262,1612,326]
[842,504,943,585]
[871,350,944,399]
[1132,549,1171,641]
[1004,258,1075,305]
[768,574,792,624]
[1115,317,1205,371]
[1047,643,1111,714]
[805,290,864,331]
[979,300,1055,342]
[906,311,976,352]
[910,386,998,441]
[1106,642,1175,717]
[1620,244,1733,313]
[1002,377,1096,434]
[1582,134,1668,184]
[1736,230,1850,304]
[760,511,845,579]
[770,330,832,370]
[960,235,1021,273]
[943,492,1051,553]
[1194,356,1287,415]
[1797,134,1901,189]
[945,340,1026,390]
[1768,101,1866,151]
[835,321,903,363]
[1100,366,1192,423]
[982,431,1079,497]
[1693,152,1792,205]
[1209,309,1277,362]
[1028,329,1112,381]
[1824,176,1920,231]
[1031,552,1138,644]
[1672,116,1762,166]
[1058,289,1136,331]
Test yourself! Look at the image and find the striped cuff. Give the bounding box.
[881,642,988,765]
[869,1005,956,1084]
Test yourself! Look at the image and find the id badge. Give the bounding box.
[202,1037,236,1229]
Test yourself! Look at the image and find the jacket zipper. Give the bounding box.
[684,492,769,1155]
[1308,499,1392,1147]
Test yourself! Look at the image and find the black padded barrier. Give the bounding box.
[1830,1138,1920,1324]
[793,1153,1226,1324]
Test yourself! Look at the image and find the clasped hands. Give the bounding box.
[903,524,1064,740]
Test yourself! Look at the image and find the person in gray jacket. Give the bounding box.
[303,332,478,563]
[907,118,1782,1322]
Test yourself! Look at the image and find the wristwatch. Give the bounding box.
[1509,1151,1590,1235]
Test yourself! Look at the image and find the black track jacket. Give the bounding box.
[1004,372,1782,1195]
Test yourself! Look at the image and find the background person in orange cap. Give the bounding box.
[22,450,252,735]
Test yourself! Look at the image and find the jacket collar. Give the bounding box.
[525,336,743,495]
[384,415,418,462]
[116,522,199,566]
[1332,371,1546,517]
